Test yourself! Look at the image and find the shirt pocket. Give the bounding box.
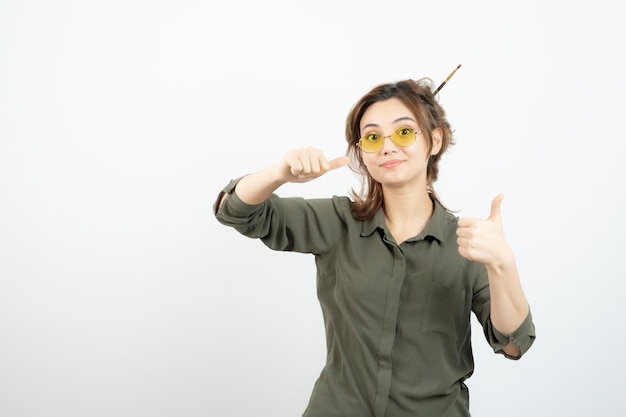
[420,282,468,341]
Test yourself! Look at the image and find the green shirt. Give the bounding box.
[214,178,536,417]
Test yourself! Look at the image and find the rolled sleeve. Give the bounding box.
[213,177,245,217]
[213,176,272,238]
[487,310,536,360]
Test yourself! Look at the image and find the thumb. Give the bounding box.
[328,155,350,171]
[488,193,504,222]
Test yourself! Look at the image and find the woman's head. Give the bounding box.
[345,78,455,218]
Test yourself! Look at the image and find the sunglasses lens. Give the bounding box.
[391,128,417,146]
[359,134,382,153]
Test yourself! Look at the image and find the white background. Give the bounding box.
[1,1,625,416]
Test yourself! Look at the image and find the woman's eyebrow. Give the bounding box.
[394,116,417,124]
[361,122,380,131]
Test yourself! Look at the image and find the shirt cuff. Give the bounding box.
[490,309,536,360]
[213,176,260,215]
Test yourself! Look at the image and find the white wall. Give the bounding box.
[1,1,624,416]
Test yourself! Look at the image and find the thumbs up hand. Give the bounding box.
[456,194,513,268]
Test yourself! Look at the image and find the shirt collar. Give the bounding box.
[360,200,448,243]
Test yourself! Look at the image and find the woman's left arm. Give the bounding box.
[457,194,530,357]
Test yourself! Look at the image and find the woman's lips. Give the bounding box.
[381,159,404,168]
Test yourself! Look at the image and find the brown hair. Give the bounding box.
[345,78,455,220]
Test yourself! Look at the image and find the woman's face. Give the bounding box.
[359,98,441,189]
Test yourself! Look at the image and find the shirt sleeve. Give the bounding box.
[487,310,536,360]
[213,177,349,254]
[471,263,537,360]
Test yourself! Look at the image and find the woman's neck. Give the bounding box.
[382,186,434,244]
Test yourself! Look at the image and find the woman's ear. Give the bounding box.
[431,127,443,155]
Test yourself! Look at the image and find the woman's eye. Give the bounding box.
[365,133,380,141]
[398,128,412,136]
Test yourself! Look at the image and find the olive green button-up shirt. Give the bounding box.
[214,178,536,417]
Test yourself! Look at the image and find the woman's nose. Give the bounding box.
[380,135,397,153]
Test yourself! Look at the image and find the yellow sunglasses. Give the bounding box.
[358,127,421,153]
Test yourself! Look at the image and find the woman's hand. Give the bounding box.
[278,147,349,183]
[456,194,513,269]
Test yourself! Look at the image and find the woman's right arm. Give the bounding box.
[219,147,349,208]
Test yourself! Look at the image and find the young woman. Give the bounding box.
[214,77,536,417]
